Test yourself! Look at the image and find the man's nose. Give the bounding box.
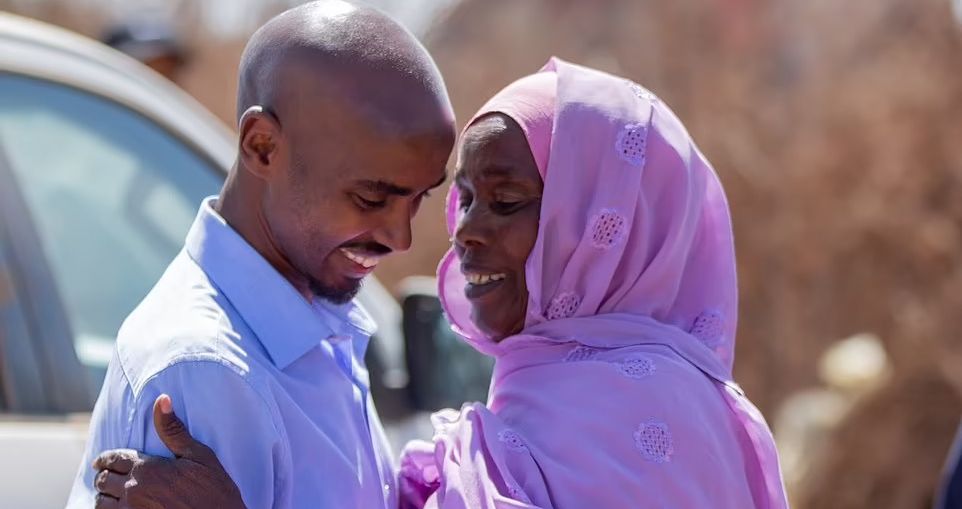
[374,208,414,253]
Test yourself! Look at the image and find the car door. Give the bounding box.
[0,72,225,509]
[0,139,93,509]
[0,72,226,402]
[0,110,86,414]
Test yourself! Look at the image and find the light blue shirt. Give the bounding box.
[68,197,397,509]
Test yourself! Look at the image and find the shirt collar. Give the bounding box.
[184,197,377,369]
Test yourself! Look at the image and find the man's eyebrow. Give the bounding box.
[355,180,413,196]
[355,173,448,196]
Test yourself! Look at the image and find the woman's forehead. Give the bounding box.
[458,117,534,172]
[460,114,517,146]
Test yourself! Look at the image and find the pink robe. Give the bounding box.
[401,58,789,509]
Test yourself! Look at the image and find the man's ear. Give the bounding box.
[238,105,283,180]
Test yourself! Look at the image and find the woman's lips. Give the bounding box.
[465,273,506,285]
[462,268,508,300]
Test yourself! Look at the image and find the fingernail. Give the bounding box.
[160,395,172,414]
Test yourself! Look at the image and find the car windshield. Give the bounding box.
[0,74,223,392]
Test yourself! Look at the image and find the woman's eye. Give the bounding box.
[458,192,473,211]
[492,195,525,213]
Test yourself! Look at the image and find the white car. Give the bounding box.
[0,13,491,509]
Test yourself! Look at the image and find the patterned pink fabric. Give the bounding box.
[400,58,789,509]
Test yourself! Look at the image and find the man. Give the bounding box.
[67,1,456,507]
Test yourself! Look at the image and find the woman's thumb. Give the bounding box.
[152,394,200,459]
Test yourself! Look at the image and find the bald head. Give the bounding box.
[236,0,453,135]
[220,0,455,304]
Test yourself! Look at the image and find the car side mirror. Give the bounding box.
[400,277,493,411]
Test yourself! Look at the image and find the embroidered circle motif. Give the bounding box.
[590,209,628,249]
[498,430,529,453]
[690,310,726,348]
[626,80,657,103]
[616,123,648,166]
[617,357,656,379]
[634,420,673,463]
[564,345,603,362]
[545,292,581,320]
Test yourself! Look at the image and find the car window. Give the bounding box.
[0,74,223,393]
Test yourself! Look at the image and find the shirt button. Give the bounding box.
[383,483,391,494]
[327,334,350,344]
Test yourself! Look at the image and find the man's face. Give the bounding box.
[262,95,453,303]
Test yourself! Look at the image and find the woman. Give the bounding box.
[92,58,788,508]
[396,57,788,508]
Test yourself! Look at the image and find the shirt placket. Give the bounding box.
[327,333,392,508]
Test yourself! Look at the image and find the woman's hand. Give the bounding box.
[92,395,247,509]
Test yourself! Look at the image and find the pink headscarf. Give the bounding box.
[401,58,789,509]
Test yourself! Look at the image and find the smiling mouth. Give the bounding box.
[338,248,384,278]
[463,270,507,299]
[465,272,506,285]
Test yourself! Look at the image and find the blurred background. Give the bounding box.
[1,0,961,508]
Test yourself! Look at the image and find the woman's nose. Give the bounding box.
[453,204,491,249]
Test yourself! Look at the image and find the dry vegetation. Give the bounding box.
[4,0,962,507]
[424,2,962,507]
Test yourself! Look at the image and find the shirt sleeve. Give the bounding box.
[66,350,138,509]
[938,422,962,509]
[129,359,286,509]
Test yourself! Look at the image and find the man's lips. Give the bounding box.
[339,248,385,277]
[340,248,381,268]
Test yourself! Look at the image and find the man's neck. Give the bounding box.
[216,167,313,301]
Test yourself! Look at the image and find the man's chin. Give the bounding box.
[309,277,363,304]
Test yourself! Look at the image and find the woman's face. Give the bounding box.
[453,114,543,340]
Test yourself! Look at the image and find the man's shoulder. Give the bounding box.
[113,252,266,396]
